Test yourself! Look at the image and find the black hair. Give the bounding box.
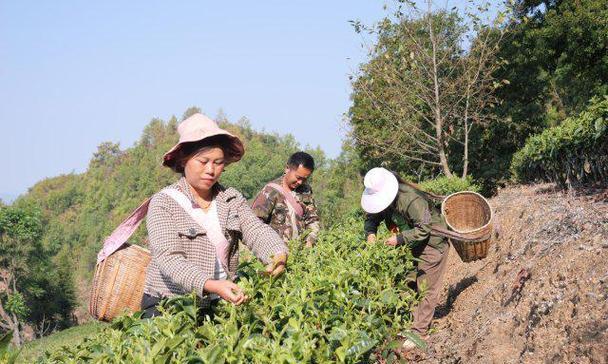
[287,151,315,171]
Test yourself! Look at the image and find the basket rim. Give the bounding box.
[114,243,150,254]
[128,244,150,253]
[441,190,494,234]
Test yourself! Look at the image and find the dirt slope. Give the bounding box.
[422,184,608,364]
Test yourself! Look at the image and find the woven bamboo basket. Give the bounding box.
[441,191,493,262]
[89,244,151,321]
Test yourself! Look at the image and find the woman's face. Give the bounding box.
[183,147,225,193]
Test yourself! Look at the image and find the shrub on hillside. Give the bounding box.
[511,97,608,187]
[418,176,481,196]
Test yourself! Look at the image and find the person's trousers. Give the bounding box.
[141,293,163,318]
[410,242,450,335]
[140,293,217,322]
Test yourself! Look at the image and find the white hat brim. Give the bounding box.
[360,172,399,214]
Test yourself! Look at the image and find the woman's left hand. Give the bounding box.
[384,235,399,247]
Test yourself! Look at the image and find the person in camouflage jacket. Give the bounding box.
[251,152,321,247]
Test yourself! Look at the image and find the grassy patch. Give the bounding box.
[17,321,108,363]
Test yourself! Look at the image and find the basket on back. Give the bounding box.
[89,244,150,321]
[89,199,152,321]
[441,191,493,262]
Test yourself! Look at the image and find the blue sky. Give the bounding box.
[0,1,501,200]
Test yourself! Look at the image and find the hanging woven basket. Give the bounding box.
[89,243,151,321]
[441,191,494,262]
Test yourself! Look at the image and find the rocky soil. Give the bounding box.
[421,184,608,364]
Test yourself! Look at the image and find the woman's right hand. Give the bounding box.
[204,280,248,305]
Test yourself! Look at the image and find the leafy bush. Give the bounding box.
[511,97,608,187]
[418,176,481,196]
[40,219,421,363]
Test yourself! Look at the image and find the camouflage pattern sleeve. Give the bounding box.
[251,185,278,223]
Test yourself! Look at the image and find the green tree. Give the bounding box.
[349,1,509,180]
[312,139,363,224]
[220,122,299,199]
[512,0,607,117]
[472,0,608,191]
[0,206,43,346]
[181,106,203,121]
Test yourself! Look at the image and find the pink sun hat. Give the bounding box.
[162,113,245,168]
[361,167,399,214]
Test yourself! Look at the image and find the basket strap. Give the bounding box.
[430,225,492,243]
[264,183,304,218]
[97,198,152,263]
[393,173,446,202]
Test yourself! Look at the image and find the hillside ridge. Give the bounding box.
[422,184,608,363]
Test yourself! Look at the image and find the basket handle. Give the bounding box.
[97,198,151,263]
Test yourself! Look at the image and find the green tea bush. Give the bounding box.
[511,97,608,187]
[40,218,419,363]
[418,176,481,196]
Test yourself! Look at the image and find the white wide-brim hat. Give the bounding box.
[361,167,399,214]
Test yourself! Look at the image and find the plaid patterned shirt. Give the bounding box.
[143,177,288,306]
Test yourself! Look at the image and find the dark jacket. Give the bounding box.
[364,183,448,252]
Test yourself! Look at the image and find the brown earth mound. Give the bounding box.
[420,184,608,364]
